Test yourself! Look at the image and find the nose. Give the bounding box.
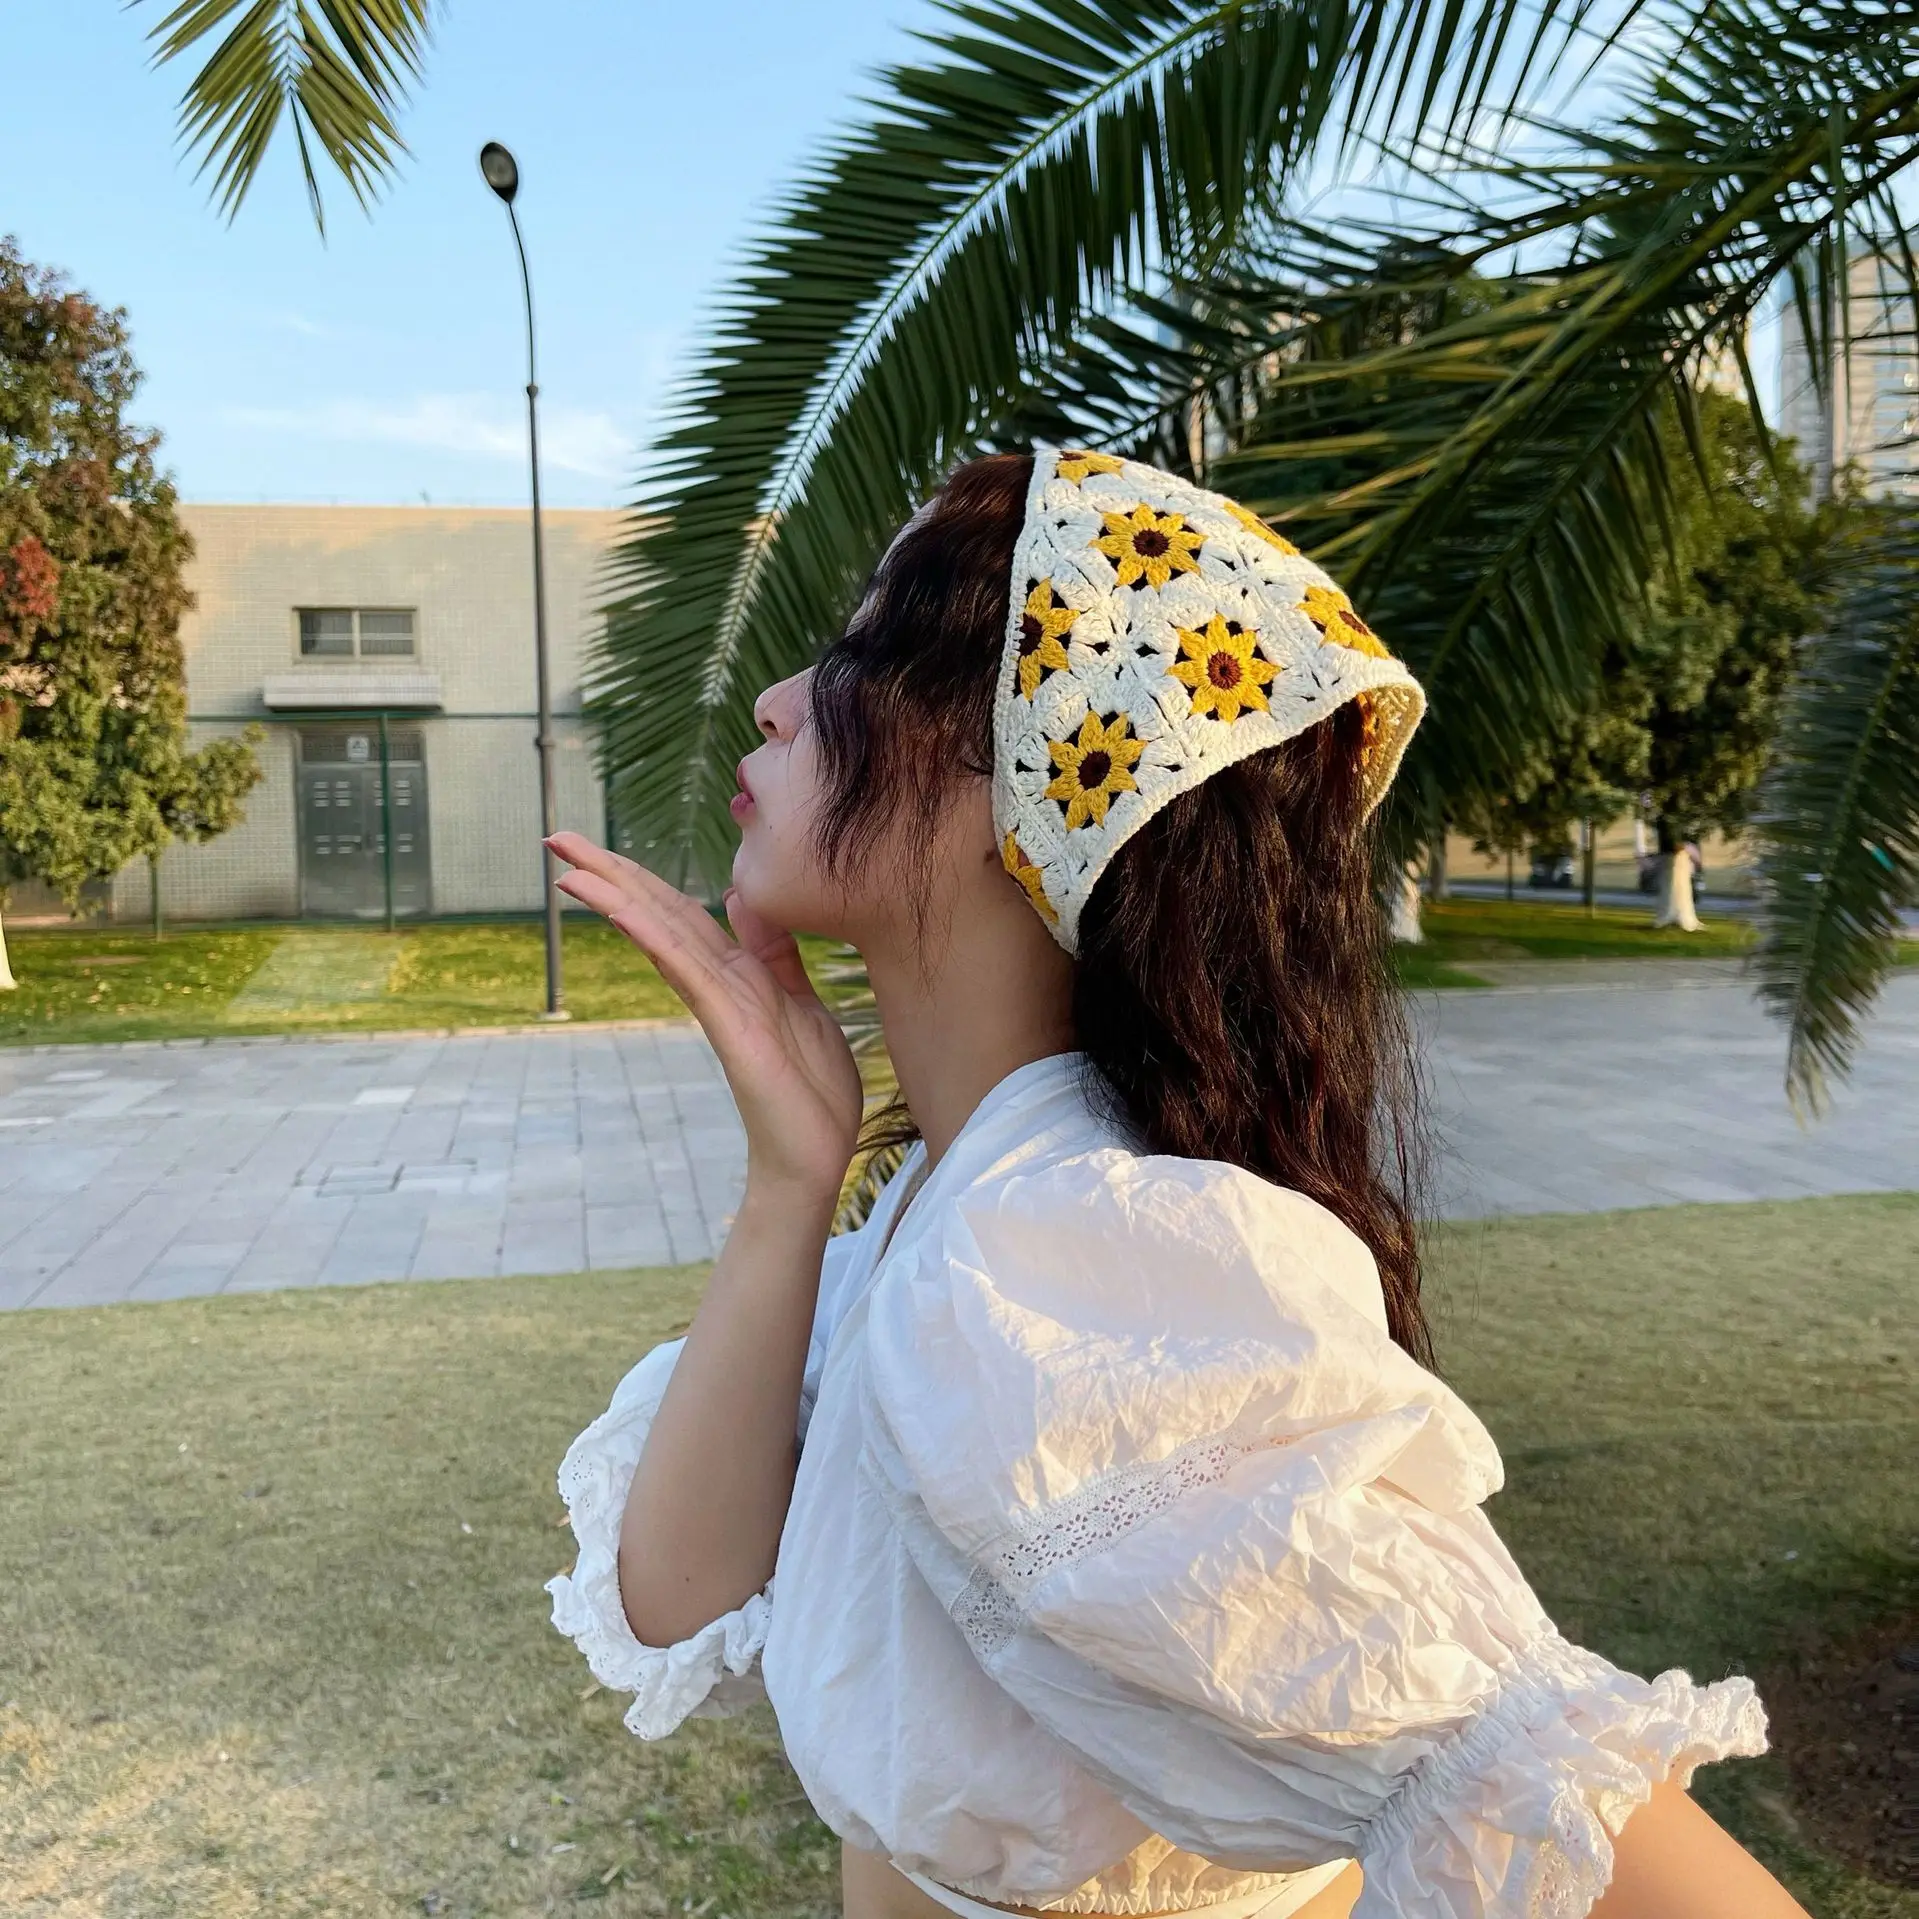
[752,668,812,742]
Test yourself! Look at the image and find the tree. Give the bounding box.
[145,0,1919,1103]
[0,238,260,989]
[1456,394,1838,929]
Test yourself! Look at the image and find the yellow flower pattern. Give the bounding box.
[1016,580,1077,699]
[1169,613,1278,723]
[988,450,1424,953]
[1000,832,1058,923]
[1223,498,1300,556]
[1093,506,1204,590]
[1355,695,1384,776]
[1056,450,1126,484]
[1045,711,1145,830]
[1301,583,1390,659]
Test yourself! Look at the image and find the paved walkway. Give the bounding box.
[1423,962,1917,1216]
[1,968,1913,1310]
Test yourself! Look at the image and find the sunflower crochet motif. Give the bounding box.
[991,449,1426,954]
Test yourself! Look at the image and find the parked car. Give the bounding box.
[1529,850,1576,889]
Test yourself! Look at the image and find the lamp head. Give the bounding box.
[479,142,519,204]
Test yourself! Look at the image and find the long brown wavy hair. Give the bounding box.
[807,453,1432,1367]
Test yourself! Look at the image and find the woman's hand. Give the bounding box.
[547,833,864,1201]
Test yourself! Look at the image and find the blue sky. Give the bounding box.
[1,0,943,508]
[5,4,1792,514]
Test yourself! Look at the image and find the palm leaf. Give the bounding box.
[599,0,1919,1097]
[1752,508,1919,1110]
[138,0,432,231]
[591,0,1625,887]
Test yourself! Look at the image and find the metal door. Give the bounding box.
[297,726,432,919]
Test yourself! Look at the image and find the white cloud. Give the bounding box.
[269,311,332,339]
[222,392,636,481]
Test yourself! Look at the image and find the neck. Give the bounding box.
[860,910,1075,1172]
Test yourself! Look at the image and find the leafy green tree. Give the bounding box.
[144,0,1919,1101]
[0,238,260,988]
[1457,395,1838,927]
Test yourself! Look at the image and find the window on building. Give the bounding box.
[298,608,416,658]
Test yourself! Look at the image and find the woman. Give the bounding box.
[544,452,1801,1919]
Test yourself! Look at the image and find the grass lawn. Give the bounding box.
[1397,896,1915,989]
[2,1195,1913,1917]
[1422,896,1760,962]
[0,920,844,1049]
[6,898,1874,1049]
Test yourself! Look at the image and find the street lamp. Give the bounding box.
[480,139,567,1020]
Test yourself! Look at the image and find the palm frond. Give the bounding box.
[815,944,914,1230]
[591,0,1625,886]
[1752,508,1919,1110]
[138,0,432,231]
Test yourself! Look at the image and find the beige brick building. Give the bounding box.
[106,503,623,924]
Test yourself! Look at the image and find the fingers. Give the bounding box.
[546,831,657,899]
[545,834,735,968]
[724,888,824,1005]
[555,869,728,1016]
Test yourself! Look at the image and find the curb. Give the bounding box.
[1,1015,702,1057]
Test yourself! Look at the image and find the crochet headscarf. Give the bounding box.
[992,450,1426,953]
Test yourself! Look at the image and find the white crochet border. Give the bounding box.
[990,450,1426,955]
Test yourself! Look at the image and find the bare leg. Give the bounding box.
[1589,1782,1810,1919]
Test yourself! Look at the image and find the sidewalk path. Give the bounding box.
[1424,963,1917,1216]
[2,969,1913,1310]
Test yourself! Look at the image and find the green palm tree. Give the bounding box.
[137,0,432,233]
[147,0,1919,1104]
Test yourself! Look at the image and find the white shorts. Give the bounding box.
[900,1859,1354,1919]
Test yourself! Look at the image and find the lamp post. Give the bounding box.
[480,140,567,1020]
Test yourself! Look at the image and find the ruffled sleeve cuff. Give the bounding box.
[1356,1631,1768,1919]
[544,1340,772,1739]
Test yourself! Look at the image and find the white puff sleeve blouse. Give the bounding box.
[548,1052,1766,1919]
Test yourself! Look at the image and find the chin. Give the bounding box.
[731,836,837,940]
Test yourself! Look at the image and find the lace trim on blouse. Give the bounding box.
[545,1341,771,1739]
[930,1414,1768,1919]
[1354,1633,1767,1919]
[951,1417,1282,1658]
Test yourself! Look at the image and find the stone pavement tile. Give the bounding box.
[1633,1170,1777,1206]
[409,1227,505,1282]
[30,1235,169,1308]
[0,1267,58,1310]
[154,1237,253,1269]
[1436,1165,1598,1218]
[3,1145,119,1195]
[585,1203,677,1271]
[514,1111,582,1152]
[0,1185,87,1258]
[581,1156,661,1208]
[128,1262,243,1303]
[658,1207,717,1267]
[317,1226,431,1288]
[222,1199,353,1288]
[381,1108,460,1162]
[4,1197,139,1270]
[500,1199,586,1277]
[224,1244,342,1292]
[508,1149,585,1200]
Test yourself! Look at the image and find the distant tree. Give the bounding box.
[0,238,259,989]
[1458,394,1834,927]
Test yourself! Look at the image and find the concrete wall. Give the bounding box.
[103,504,627,923]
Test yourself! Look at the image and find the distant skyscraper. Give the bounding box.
[1777,252,1919,498]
